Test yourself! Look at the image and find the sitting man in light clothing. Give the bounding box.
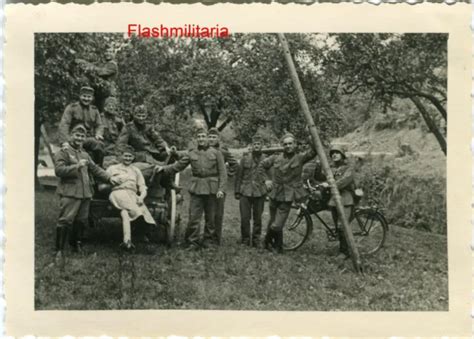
[107,145,156,250]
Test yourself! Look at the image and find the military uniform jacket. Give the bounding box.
[235,152,267,197]
[101,113,121,151]
[259,148,316,202]
[213,144,238,176]
[58,102,104,144]
[97,61,118,81]
[54,146,110,199]
[167,146,227,195]
[117,122,167,156]
[327,161,355,206]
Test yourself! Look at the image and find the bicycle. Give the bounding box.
[283,180,389,256]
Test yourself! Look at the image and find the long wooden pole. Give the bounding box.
[277,33,363,273]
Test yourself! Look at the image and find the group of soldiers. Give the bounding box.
[52,81,356,260]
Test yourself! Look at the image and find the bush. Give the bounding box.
[356,156,446,234]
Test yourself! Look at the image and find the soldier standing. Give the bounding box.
[158,129,227,249]
[58,86,106,166]
[207,127,238,245]
[258,133,316,253]
[54,124,118,260]
[234,134,267,247]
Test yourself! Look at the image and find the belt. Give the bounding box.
[193,173,218,178]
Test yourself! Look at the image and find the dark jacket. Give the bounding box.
[258,148,316,202]
[117,121,167,162]
[58,102,103,144]
[54,146,110,199]
[327,160,355,207]
[235,152,267,197]
[166,146,227,195]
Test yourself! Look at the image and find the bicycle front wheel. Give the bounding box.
[282,205,313,251]
[351,209,388,256]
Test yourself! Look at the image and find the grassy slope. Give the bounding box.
[334,126,446,179]
[35,178,448,311]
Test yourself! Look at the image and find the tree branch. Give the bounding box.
[410,96,446,155]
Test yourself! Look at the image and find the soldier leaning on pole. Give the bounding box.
[157,128,227,249]
[207,127,238,245]
[234,133,267,247]
[58,86,106,166]
[54,124,119,261]
[258,132,316,253]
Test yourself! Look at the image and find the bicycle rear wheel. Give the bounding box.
[282,205,313,251]
[351,209,387,256]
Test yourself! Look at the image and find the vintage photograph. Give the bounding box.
[34,32,447,311]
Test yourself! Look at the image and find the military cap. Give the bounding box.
[208,127,219,136]
[71,124,87,134]
[104,96,118,107]
[280,132,296,143]
[195,127,208,136]
[329,144,347,159]
[80,86,94,95]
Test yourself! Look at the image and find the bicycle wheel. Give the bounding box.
[282,205,313,251]
[351,209,387,256]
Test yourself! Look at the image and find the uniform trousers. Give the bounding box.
[186,193,218,246]
[56,196,91,244]
[267,199,292,231]
[239,195,265,242]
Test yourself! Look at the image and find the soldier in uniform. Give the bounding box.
[207,127,238,245]
[258,133,316,253]
[234,134,267,246]
[101,96,123,156]
[54,124,118,260]
[58,86,106,166]
[158,128,227,249]
[117,105,168,164]
[326,145,355,257]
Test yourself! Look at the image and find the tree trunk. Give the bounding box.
[415,91,447,121]
[410,96,446,155]
[34,117,41,188]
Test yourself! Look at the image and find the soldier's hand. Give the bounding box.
[78,159,89,168]
[95,134,104,141]
[61,142,70,151]
[234,193,241,200]
[216,191,225,199]
[169,146,177,155]
[321,182,329,188]
[154,165,164,173]
[265,180,273,192]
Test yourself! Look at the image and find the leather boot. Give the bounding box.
[263,229,275,251]
[338,229,349,256]
[275,230,283,254]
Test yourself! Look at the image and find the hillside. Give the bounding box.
[334,126,446,179]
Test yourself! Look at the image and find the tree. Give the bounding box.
[324,33,447,154]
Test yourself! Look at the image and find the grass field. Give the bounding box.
[35,174,448,311]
